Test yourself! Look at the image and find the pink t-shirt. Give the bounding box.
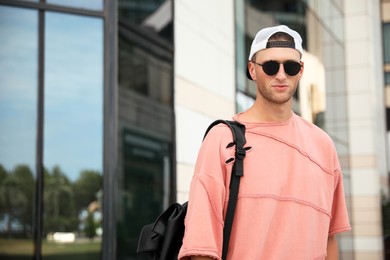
[178,113,351,260]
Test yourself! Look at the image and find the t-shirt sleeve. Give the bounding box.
[178,125,233,260]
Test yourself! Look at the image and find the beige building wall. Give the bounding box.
[345,0,386,259]
[174,0,236,203]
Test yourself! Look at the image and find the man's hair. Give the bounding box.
[268,32,294,42]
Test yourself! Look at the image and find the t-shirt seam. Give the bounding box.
[247,131,335,176]
[179,248,220,260]
[195,176,225,225]
[238,194,332,217]
[329,225,351,235]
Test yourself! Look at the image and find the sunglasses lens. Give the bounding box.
[262,61,280,75]
[284,61,302,76]
[259,61,302,76]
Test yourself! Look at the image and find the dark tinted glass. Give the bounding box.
[117,0,174,258]
[383,23,390,63]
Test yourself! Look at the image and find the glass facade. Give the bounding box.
[47,0,103,10]
[0,1,106,259]
[117,0,174,259]
[0,5,38,259]
[0,0,174,258]
[42,11,103,259]
[383,23,390,64]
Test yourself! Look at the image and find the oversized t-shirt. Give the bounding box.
[178,113,351,260]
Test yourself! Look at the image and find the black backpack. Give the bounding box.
[137,120,246,260]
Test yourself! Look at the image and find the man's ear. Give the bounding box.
[248,61,256,80]
[298,61,304,79]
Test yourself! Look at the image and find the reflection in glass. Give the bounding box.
[47,0,103,11]
[0,6,37,260]
[117,0,174,259]
[117,130,171,259]
[43,11,103,259]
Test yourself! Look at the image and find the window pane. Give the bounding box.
[384,23,390,63]
[117,0,174,258]
[0,6,37,259]
[117,32,174,260]
[46,0,103,11]
[43,12,103,259]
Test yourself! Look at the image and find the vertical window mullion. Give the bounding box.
[34,9,45,260]
[102,0,117,259]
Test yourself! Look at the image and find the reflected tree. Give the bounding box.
[0,164,6,185]
[12,165,34,236]
[0,164,103,239]
[0,165,31,238]
[73,170,102,238]
[84,211,97,239]
[73,170,102,214]
[0,164,7,221]
[44,166,78,234]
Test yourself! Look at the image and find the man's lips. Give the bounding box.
[272,84,289,90]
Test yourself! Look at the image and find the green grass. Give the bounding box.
[0,238,101,260]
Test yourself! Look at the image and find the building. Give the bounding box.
[0,0,388,259]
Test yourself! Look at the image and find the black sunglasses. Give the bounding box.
[252,60,302,76]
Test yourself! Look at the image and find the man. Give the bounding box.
[178,25,351,260]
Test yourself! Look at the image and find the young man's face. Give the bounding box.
[248,47,303,105]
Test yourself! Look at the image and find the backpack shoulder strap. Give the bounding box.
[203,120,246,177]
[203,119,246,260]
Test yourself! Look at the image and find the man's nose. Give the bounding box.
[275,64,287,80]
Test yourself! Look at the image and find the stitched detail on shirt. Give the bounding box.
[250,131,335,176]
[313,253,327,260]
[196,176,225,225]
[329,225,351,235]
[179,248,220,260]
[240,194,332,217]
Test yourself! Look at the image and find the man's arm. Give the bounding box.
[325,234,339,260]
[191,257,215,260]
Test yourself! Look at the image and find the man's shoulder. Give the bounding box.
[294,114,328,133]
[202,120,239,148]
[293,114,334,144]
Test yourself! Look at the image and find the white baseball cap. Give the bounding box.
[247,25,303,79]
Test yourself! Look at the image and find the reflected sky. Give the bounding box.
[0,6,38,172]
[47,0,103,11]
[0,6,103,180]
[44,12,103,180]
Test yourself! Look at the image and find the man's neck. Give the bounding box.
[241,99,293,123]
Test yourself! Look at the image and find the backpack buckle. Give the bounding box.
[236,147,246,160]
